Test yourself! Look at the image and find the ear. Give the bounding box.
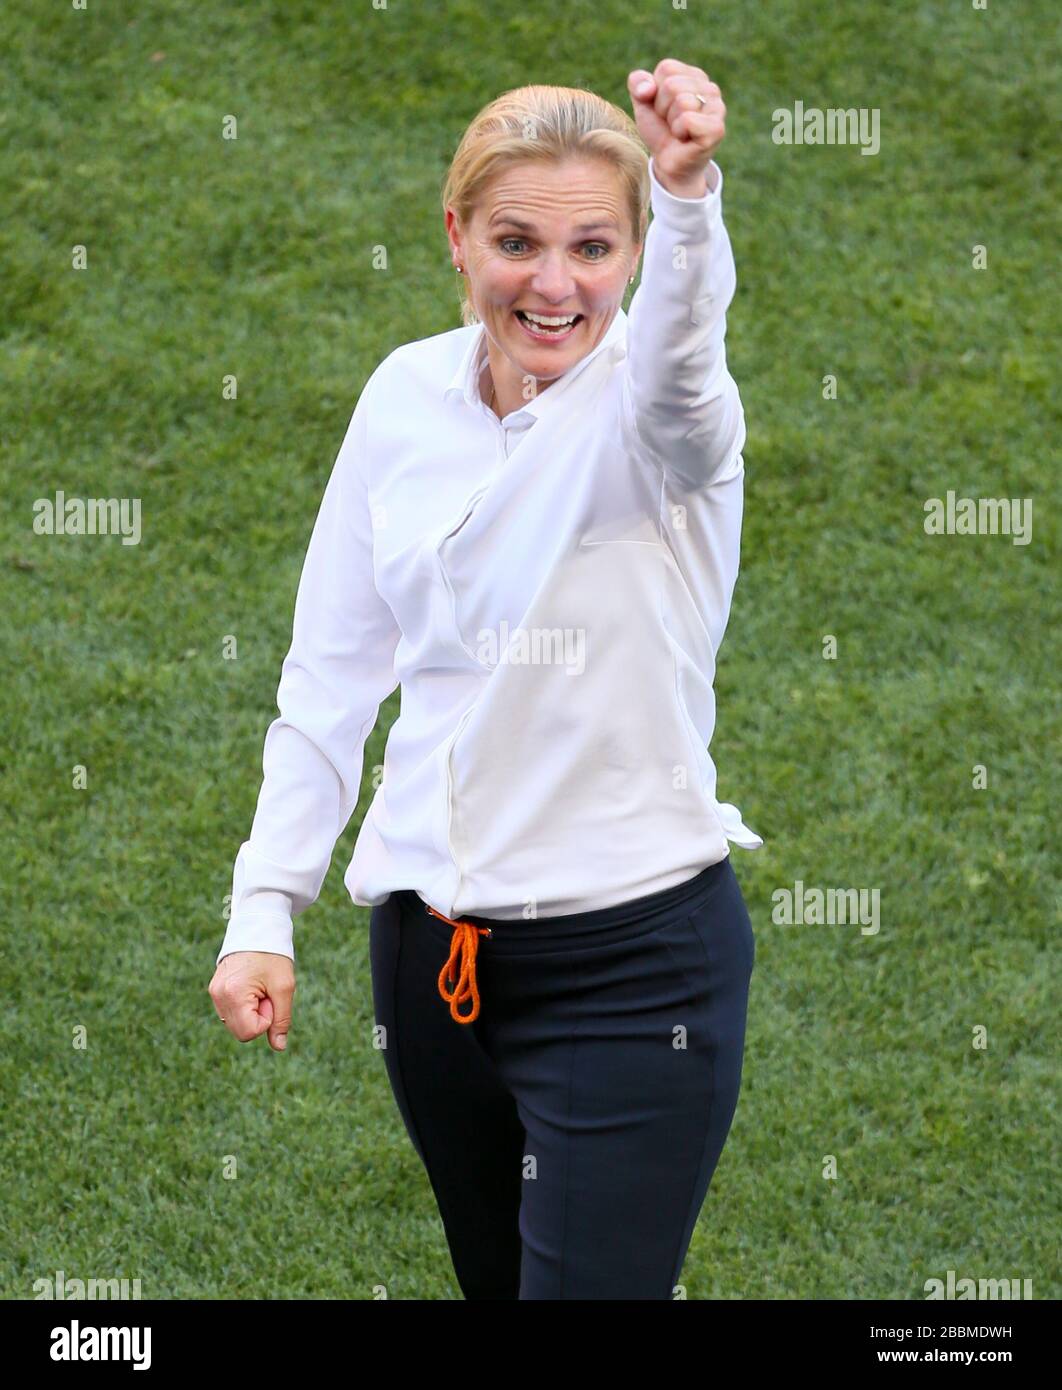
[444,208,463,267]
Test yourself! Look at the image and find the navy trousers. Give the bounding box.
[368,855,755,1300]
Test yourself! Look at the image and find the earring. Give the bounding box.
[456,264,464,273]
[628,275,635,284]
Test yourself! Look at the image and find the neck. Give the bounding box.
[483,354,554,421]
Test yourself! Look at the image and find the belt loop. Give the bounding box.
[425,905,491,1023]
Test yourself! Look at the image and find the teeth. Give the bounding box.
[521,310,578,328]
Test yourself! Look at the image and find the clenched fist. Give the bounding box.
[627,58,727,196]
[208,951,295,1052]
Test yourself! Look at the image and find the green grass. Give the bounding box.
[1,0,1057,1299]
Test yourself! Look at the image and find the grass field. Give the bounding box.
[1,1,1057,1299]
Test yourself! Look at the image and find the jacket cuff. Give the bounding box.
[648,156,723,227]
[216,912,295,965]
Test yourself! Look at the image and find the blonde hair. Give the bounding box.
[441,84,650,327]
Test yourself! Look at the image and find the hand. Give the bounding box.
[208,951,295,1051]
[627,59,727,195]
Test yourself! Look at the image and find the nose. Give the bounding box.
[528,251,577,304]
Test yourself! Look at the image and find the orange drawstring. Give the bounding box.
[425,906,492,1023]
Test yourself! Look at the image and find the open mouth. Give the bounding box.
[514,309,583,339]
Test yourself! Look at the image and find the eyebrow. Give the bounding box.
[488,214,620,233]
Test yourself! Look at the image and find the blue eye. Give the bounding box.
[498,238,612,259]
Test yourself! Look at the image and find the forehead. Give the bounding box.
[477,157,627,230]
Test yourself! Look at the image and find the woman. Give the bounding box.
[209,59,763,1300]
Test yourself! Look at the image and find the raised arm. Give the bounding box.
[623,60,746,488]
[216,370,401,965]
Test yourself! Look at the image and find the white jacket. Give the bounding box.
[217,157,762,963]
